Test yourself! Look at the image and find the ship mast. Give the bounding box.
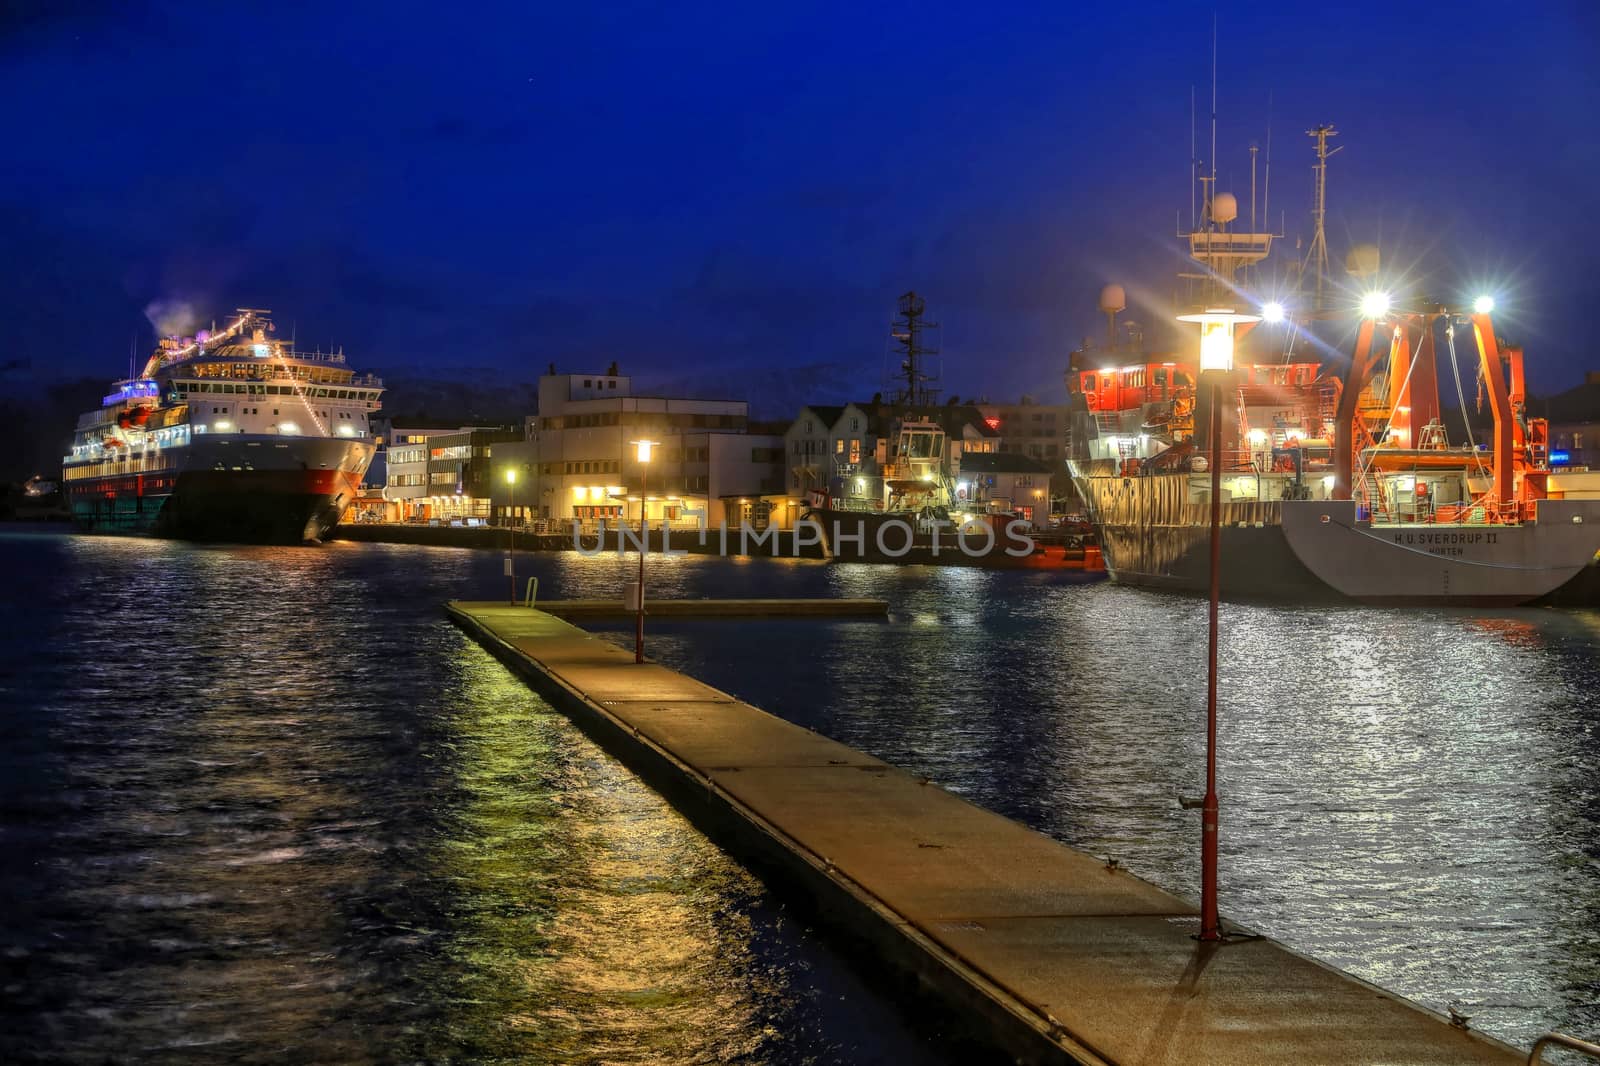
[1303,124,1341,312]
[890,291,940,406]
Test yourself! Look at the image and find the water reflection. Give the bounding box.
[0,532,949,1065]
[8,531,1598,1055]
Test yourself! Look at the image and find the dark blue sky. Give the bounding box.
[4,0,1598,405]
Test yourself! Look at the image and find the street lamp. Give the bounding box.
[631,439,658,664]
[505,467,518,605]
[1174,306,1257,942]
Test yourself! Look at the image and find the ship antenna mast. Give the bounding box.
[1304,123,1341,311]
[890,291,939,406]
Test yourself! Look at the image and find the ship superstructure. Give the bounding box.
[63,309,381,542]
[1066,127,1600,604]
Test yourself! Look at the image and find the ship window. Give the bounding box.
[1083,375,1096,392]
[1154,368,1167,385]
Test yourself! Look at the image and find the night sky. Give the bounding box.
[4,1,1598,407]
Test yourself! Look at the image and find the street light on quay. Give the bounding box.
[504,466,518,606]
[630,439,658,664]
[1174,305,1258,943]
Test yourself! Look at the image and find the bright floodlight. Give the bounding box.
[1261,301,1285,323]
[633,439,657,463]
[505,467,517,485]
[1176,307,1259,373]
[1360,291,1391,319]
[1473,294,1495,314]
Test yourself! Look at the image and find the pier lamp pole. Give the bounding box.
[505,467,518,605]
[631,439,657,663]
[1176,307,1256,942]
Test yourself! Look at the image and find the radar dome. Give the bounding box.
[1099,284,1126,314]
[1212,192,1238,225]
[1346,243,1381,278]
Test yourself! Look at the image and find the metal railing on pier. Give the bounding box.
[1529,1032,1600,1064]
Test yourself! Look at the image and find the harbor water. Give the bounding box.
[3,530,1598,1060]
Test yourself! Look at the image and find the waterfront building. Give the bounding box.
[957,451,1055,526]
[1539,373,1600,500]
[783,403,876,500]
[487,368,787,527]
[1546,373,1600,469]
[977,397,1071,463]
[385,423,521,521]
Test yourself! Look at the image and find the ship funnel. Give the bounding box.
[1346,243,1381,279]
[1212,192,1238,225]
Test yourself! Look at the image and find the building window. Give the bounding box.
[836,439,845,454]
[1576,432,1586,450]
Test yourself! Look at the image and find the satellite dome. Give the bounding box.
[1346,243,1381,278]
[1212,192,1238,225]
[1099,284,1126,314]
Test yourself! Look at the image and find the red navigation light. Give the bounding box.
[984,417,1001,430]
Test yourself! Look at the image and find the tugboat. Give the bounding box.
[806,292,1099,569]
[62,308,382,543]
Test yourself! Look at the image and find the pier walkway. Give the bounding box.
[532,597,887,619]
[447,601,1524,1066]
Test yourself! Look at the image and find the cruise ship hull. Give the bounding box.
[67,435,372,544]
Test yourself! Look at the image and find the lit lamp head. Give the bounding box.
[1261,301,1286,324]
[1176,307,1260,373]
[1473,294,1495,315]
[633,439,658,464]
[1360,291,1392,319]
[505,467,517,485]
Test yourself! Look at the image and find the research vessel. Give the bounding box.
[63,309,381,543]
[1066,127,1600,604]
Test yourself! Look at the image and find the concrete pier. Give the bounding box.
[446,601,1524,1065]
[533,597,888,619]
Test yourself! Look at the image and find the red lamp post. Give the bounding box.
[1176,306,1256,942]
